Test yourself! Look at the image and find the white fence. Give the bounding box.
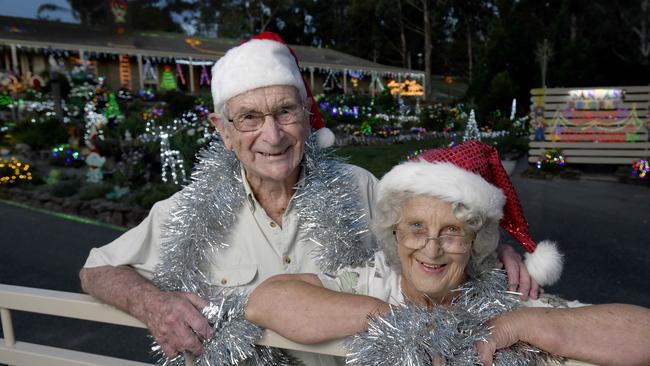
[0,284,594,366]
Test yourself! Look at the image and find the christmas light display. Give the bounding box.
[0,156,32,184]
[632,159,649,179]
[175,63,186,85]
[51,144,83,166]
[160,65,177,90]
[200,65,211,86]
[536,149,566,171]
[140,112,201,184]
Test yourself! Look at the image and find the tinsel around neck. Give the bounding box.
[153,135,375,296]
[347,269,563,366]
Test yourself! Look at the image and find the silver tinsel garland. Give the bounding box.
[347,269,564,366]
[151,135,374,364]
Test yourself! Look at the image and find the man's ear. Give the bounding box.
[209,112,233,150]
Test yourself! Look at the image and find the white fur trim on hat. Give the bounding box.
[524,240,563,286]
[315,127,335,148]
[378,161,506,223]
[211,39,307,113]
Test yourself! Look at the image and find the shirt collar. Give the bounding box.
[240,164,307,213]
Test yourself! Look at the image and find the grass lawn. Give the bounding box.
[333,138,449,178]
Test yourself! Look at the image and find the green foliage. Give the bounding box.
[78,182,114,200]
[12,118,69,150]
[159,90,196,116]
[334,137,449,178]
[50,179,81,197]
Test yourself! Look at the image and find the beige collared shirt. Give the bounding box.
[83,163,378,365]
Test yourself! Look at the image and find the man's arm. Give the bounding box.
[79,265,211,357]
[497,244,541,300]
[478,304,650,366]
[245,274,390,344]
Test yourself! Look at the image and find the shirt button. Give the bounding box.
[283,255,292,264]
[270,222,277,228]
[220,278,228,285]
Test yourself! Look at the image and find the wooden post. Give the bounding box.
[342,68,347,94]
[4,53,10,71]
[189,58,195,94]
[310,68,314,92]
[10,45,18,74]
[137,54,144,90]
[1,308,15,346]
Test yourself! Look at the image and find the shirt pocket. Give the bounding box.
[210,264,258,287]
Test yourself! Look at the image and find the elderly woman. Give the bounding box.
[246,142,650,365]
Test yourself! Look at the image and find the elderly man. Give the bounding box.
[79,32,534,364]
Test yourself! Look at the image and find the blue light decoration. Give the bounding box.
[51,144,84,165]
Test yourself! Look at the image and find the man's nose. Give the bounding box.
[259,114,283,142]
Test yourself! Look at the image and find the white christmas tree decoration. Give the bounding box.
[463,109,481,141]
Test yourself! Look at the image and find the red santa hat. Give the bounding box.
[378,141,563,286]
[210,32,335,148]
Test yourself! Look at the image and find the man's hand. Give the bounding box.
[143,291,212,358]
[496,244,541,300]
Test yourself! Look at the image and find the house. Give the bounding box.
[0,15,424,96]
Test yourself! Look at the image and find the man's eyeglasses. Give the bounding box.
[227,104,309,132]
[393,228,471,254]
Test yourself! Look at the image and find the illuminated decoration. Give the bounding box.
[110,0,128,23]
[351,77,359,88]
[143,58,158,83]
[143,102,165,121]
[118,55,132,90]
[51,144,83,165]
[184,37,226,56]
[568,88,624,110]
[85,152,106,183]
[405,149,423,161]
[322,70,341,91]
[175,63,186,85]
[200,65,211,86]
[536,149,566,171]
[632,159,650,179]
[463,109,481,141]
[140,112,201,184]
[0,72,22,94]
[387,79,424,97]
[369,73,384,94]
[84,101,107,149]
[117,87,133,100]
[0,92,13,108]
[0,157,32,185]
[139,88,156,101]
[160,65,177,90]
[104,92,123,120]
[543,106,647,143]
[194,98,210,117]
[510,98,517,120]
[110,0,128,33]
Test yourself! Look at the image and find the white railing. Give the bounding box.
[0,284,594,366]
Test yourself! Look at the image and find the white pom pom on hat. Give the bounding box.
[211,32,334,148]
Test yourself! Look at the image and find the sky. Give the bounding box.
[0,0,79,23]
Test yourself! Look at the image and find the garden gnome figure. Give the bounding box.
[86,152,106,183]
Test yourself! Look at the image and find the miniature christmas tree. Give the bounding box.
[160,65,177,90]
[104,92,123,120]
[463,109,481,141]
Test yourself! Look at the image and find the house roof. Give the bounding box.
[0,15,422,77]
